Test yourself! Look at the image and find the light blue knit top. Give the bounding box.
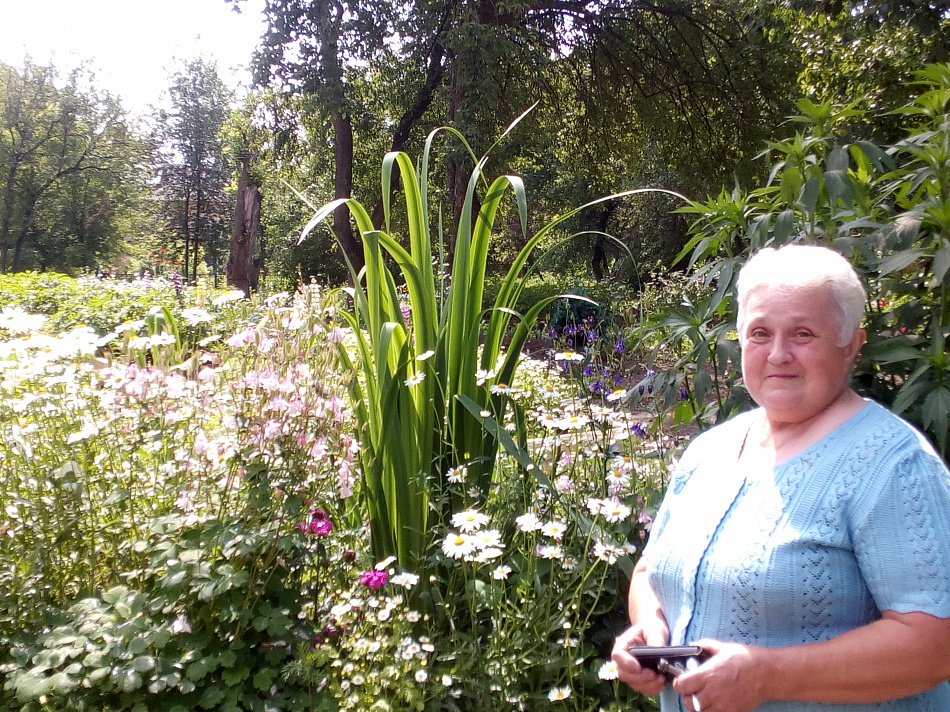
[644,401,950,712]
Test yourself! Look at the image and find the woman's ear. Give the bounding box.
[847,328,866,362]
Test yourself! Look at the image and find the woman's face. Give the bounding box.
[740,286,864,425]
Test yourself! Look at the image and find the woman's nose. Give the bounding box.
[767,336,793,363]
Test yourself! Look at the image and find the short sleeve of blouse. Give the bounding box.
[850,439,950,617]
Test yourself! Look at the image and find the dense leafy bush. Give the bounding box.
[630,65,950,459]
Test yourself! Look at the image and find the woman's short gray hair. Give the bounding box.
[735,244,866,347]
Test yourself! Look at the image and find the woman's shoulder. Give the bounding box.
[839,400,943,467]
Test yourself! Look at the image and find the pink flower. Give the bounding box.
[359,570,388,589]
[262,420,282,440]
[310,519,334,536]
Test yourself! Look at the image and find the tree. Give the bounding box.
[0,60,146,273]
[155,59,234,282]
[234,0,793,281]
[226,151,263,295]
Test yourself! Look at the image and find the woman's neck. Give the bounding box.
[752,389,866,463]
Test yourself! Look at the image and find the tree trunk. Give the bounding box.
[183,186,191,280]
[226,154,262,296]
[332,109,363,278]
[0,164,17,273]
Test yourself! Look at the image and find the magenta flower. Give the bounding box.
[310,519,334,536]
[359,570,389,589]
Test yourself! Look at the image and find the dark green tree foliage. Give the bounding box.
[0,61,146,273]
[237,0,791,279]
[767,0,950,143]
[156,59,234,282]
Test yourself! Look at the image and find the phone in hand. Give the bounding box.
[626,645,708,679]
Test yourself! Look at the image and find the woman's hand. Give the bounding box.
[671,639,772,712]
[610,620,671,696]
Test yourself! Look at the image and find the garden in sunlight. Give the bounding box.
[3,62,950,712]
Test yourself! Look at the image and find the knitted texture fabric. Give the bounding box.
[645,401,950,712]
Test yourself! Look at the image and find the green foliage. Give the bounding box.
[298,115,681,574]
[636,66,950,458]
[0,281,354,710]
[0,272,179,333]
[0,60,150,274]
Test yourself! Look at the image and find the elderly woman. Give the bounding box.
[612,244,950,712]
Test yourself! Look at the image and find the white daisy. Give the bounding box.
[598,660,619,680]
[541,520,567,541]
[446,465,467,483]
[602,499,632,523]
[472,528,503,549]
[404,372,426,387]
[492,565,512,580]
[515,512,542,532]
[390,572,420,589]
[548,685,572,701]
[441,532,476,559]
[475,368,496,385]
[451,509,489,533]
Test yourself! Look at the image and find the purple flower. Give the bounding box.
[311,508,328,520]
[613,338,626,352]
[612,372,624,385]
[678,386,688,401]
[582,365,594,377]
[359,570,389,589]
[586,331,598,343]
[589,380,604,393]
[310,519,334,536]
[630,422,648,438]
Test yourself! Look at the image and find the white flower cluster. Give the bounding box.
[441,509,505,562]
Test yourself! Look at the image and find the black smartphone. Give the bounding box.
[626,645,706,675]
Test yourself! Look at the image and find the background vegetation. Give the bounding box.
[3,1,949,287]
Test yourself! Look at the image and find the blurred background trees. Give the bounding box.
[1,0,948,287]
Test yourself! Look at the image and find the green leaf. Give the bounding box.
[801,176,820,216]
[119,669,143,693]
[921,387,950,433]
[101,586,129,605]
[199,684,226,709]
[774,209,795,242]
[878,248,925,276]
[222,666,250,686]
[131,655,155,673]
[252,667,278,691]
[930,243,950,288]
[186,657,215,681]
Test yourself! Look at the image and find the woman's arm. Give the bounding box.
[611,556,671,695]
[673,611,950,712]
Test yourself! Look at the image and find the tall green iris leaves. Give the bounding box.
[299,117,683,574]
